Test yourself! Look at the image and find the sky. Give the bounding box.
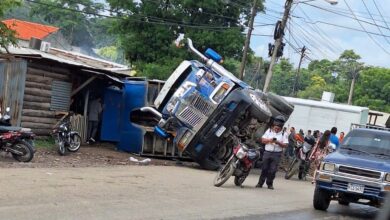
[250,0,390,68]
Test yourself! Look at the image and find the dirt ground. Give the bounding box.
[0,143,194,169]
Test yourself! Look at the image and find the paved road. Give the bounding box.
[0,165,379,220]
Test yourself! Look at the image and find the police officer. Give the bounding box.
[256,115,288,190]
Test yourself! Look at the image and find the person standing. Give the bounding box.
[87,97,102,143]
[285,127,296,158]
[306,130,313,139]
[339,131,345,143]
[310,130,332,183]
[256,116,288,190]
[329,127,339,150]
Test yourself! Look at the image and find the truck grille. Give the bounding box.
[339,166,381,179]
[191,93,213,116]
[178,107,203,128]
[332,180,380,196]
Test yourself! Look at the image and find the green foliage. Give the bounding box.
[0,0,21,52]
[353,67,390,112]
[97,45,126,64]
[29,0,104,47]
[106,0,264,79]
[269,58,295,96]
[35,137,55,149]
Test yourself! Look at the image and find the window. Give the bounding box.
[51,80,72,111]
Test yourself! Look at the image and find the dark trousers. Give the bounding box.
[88,120,99,139]
[258,151,282,186]
[284,144,294,158]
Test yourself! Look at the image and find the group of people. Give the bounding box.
[256,115,345,190]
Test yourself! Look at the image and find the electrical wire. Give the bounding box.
[302,2,390,31]
[295,6,344,53]
[290,19,336,58]
[292,16,390,38]
[343,0,390,56]
[25,0,243,31]
[292,15,339,55]
[361,0,390,45]
[372,0,390,41]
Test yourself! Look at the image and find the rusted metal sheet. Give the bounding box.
[0,59,27,126]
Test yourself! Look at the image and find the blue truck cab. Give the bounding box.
[134,38,294,170]
[313,127,390,210]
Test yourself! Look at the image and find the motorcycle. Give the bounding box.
[214,141,260,187]
[0,107,36,151]
[285,136,316,180]
[52,112,81,155]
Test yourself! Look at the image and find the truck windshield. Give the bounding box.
[341,131,390,156]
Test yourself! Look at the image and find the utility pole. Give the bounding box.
[348,66,360,105]
[239,0,257,80]
[293,46,306,96]
[263,0,293,92]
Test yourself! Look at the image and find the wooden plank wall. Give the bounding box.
[21,66,71,136]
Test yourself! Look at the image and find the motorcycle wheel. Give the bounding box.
[285,158,301,179]
[214,157,235,187]
[57,139,66,156]
[234,174,248,186]
[11,140,34,162]
[67,134,81,152]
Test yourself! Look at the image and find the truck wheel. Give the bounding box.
[313,187,331,211]
[267,93,294,117]
[244,90,272,123]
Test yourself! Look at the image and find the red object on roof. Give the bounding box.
[2,19,59,41]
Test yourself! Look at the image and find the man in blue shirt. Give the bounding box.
[330,127,339,150]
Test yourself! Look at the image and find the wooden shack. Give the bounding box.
[0,46,130,137]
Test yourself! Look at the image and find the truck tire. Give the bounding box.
[268,105,283,118]
[267,93,294,117]
[245,90,272,123]
[313,187,331,211]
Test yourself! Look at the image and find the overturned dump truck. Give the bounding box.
[132,39,294,170]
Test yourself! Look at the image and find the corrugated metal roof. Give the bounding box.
[1,46,130,77]
[283,96,369,113]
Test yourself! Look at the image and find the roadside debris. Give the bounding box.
[129,157,151,165]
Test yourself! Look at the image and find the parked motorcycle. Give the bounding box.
[52,112,81,155]
[285,136,316,180]
[214,141,260,187]
[0,107,36,154]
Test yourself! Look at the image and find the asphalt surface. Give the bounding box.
[0,165,380,220]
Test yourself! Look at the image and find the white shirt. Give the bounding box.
[262,128,289,152]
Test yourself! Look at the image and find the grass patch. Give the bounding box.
[34,137,56,149]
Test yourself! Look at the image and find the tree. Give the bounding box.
[29,0,104,47]
[106,0,264,79]
[297,75,328,100]
[0,0,21,52]
[354,67,390,112]
[337,49,363,105]
[269,58,295,96]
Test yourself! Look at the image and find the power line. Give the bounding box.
[293,16,390,38]
[292,15,339,55]
[343,0,390,56]
[302,2,390,31]
[25,0,244,31]
[361,0,390,45]
[373,0,390,41]
[290,19,336,58]
[296,6,344,53]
